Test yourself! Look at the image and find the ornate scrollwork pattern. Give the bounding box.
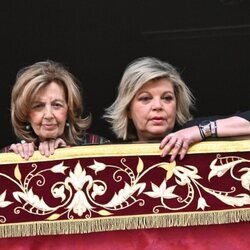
[0,154,249,224]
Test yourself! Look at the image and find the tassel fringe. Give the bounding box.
[1,209,250,238]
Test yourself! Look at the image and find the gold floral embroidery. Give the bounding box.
[0,155,249,224]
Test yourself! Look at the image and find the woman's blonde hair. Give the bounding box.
[104,57,195,140]
[11,60,91,145]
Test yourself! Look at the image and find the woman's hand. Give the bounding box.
[38,138,68,157]
[9,141,35,160]
[159,126,202,162]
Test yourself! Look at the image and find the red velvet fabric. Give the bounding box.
[1,152,250,225]
[0,223,249,250]
[0,146,250,248]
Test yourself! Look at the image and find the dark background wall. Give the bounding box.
[1,0,250,148]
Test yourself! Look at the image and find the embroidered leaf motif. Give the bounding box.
[65,162,93,191]
[104,182,146,207]
[14,164,22,181]
[239,167,250,191]
[52,185,66,201]
[97,209,113,216]
[183,165,202,180]
[13,191,24,203]
[13,189,54,211]
[136,157,144,174]
[0,200,12,208]
[214,193,250,207]
[46,213,61,220]
[164,161,176,180]
[208,156,249,180]
[144,181,179,199]
[91,184,105,199]
[158,161,176,180]
[159,161,175,171]
[0,190,13,208]
[51,162,69,174]
[88,160,106,174]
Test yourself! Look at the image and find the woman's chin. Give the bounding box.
[39,133,60,141]
[148,130,169,140]
[145,134,166,142]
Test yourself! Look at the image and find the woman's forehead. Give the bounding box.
[138,78,174,92]
[31,82,66,101]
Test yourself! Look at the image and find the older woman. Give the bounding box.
[2,60,109,159]
[104,57,250,161]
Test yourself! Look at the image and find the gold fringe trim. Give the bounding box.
[1,209,250,238]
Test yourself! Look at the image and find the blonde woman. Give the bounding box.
[104,57,250,161]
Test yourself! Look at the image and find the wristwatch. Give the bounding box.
[198,120,218,140]
[198,120,212,139]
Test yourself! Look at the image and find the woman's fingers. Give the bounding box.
[9,142,35,160]
[39,140,54,157]
[160,132,192,161]
[38,142,45,156]
[178,141,189,161]
[160,134,175,157]
[25,142,35,159]
[39,138,67,157]
[163,139,190,162]
[9,144,19,154]
[48,139,55,155]
[54,138,67,148]
[159,133,174,149]
[169,140,183,162]
[9,138,67,159]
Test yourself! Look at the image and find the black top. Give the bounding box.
[183,110,250,128]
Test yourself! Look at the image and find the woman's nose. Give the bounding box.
[44,106,53,118]
[152,98,163,110]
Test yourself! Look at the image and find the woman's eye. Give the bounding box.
[139,96,151,102]
[163,96,174,102]
[53,103,63,108]
[31,104,43,109]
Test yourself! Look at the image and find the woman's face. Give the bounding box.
[28,81,68,141]
[129,78,176,141]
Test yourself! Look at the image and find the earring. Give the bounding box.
[25,124,31,131]
[65,121,70,127]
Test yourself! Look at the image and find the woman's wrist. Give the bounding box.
[198,120,218,140]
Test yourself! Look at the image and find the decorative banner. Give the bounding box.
[0,140,250,238]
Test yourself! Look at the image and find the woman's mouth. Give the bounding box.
[150,117,165,125]
[43,124,56,130]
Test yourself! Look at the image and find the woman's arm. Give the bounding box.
[160,113,250,162]
[216,116,250,137]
